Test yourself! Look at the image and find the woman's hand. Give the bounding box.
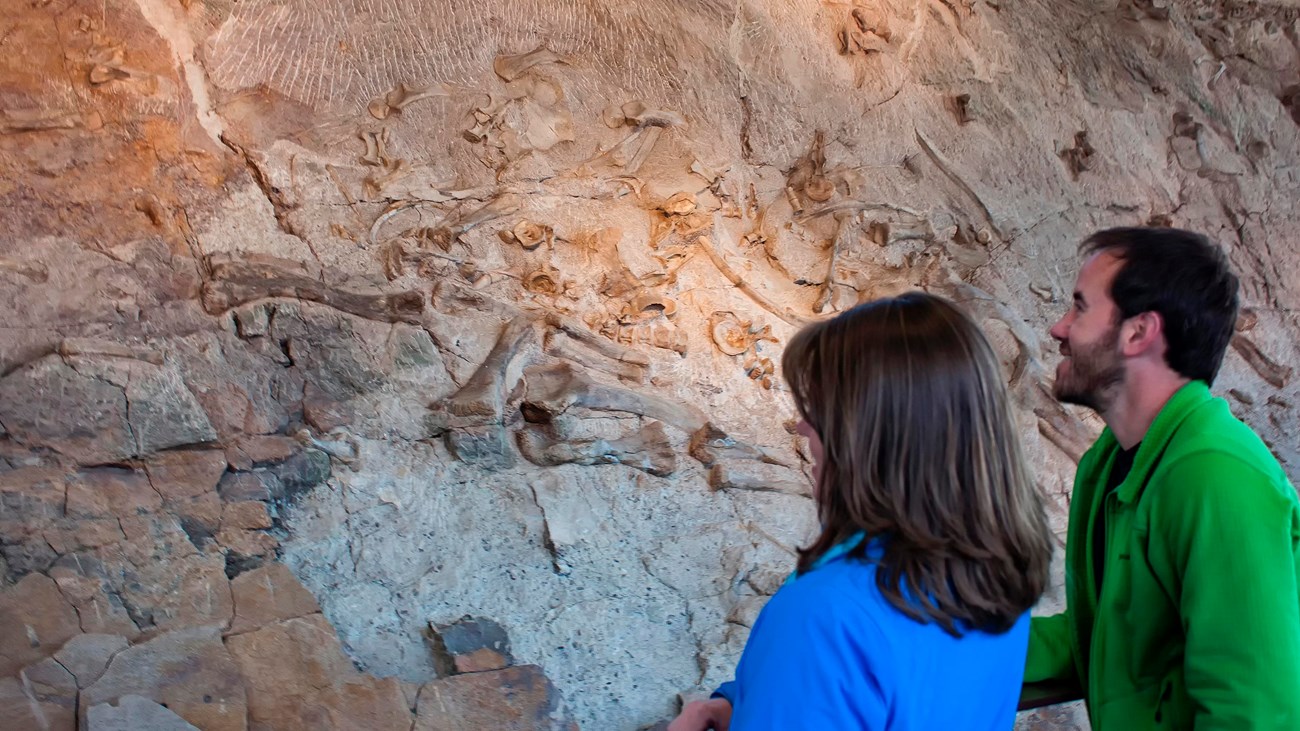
[667,698,733,731]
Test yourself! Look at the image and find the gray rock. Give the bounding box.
[87,695,200,731]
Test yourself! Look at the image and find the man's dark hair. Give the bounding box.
[1082,227,1239,385]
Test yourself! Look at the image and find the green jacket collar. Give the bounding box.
[1091,380,1214,505]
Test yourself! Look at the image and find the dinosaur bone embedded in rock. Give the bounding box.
[436,316,538,421]
[521,362,707,434]
[367,82,448,120]
[517,421,676,477]
[493,46,566,81]
[708,461,810,497]
[200,256,425,325]
[510,220,552,250]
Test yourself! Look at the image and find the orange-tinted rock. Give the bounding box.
[225,436,298,471]
[0,573,81,676]
[226,614,412,731]
[222,501,273,531]
[145,451,229,501]
[73,468,163,518]
[414,665,578,731]
[18,656,79,727]
[80,626,248,731]
[216,528,279,558]
[98,516,234,635]
[228,563,320,635]
[0,673,76,731]
[217,472,275,502]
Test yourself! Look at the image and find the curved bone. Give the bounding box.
[494,46,565,81]
[697,236,811,327]
[367,82,448,120]
[517,421,675,477]
[522,363,706,433]
[440,316,537,420]
[620,101,687,129]
[1232,334,1294,388]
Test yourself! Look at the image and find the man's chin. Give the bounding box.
[1053,381,1094,408]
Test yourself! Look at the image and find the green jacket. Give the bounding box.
[1025,381,1300,730]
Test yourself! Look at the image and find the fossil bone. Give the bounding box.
[359,128,392,167]
[687,423,785,467]
[585,102,685,174]
[0,109,80,134]
[367,82,447,120]
[494,46,565,81]
[293,427,361,468]
[200,256,425,324]
[522,362,707,433]
[621,293,678,323]
[661,192,697,216]
[1231,334,1293,388]
[708,461,810,497]
[517,421,675,477]
[540,313,652,367]
[58,338,165,366]
[697,236,811,327]
[0,256,50,282]
[437,316,538,421]
[709,312,751,356]
[620,101,687,129]
[543,330,647,384]
[511,220,552,250]
[523,265,566,295]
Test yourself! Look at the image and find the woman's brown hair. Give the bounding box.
[783,291,1051,635]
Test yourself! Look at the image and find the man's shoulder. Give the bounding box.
[1145,398,1296,507]
[1163,395,1279,472]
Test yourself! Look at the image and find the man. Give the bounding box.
[1025,227,1300,730]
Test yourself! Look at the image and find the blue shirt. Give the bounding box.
[716,538,1030,730]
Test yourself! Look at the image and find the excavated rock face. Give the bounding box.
[2,0,1298,728]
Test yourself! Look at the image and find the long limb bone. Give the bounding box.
[201,256,425,324]
[697,235,812,327]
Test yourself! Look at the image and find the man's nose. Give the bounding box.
[1048,315,1069,342]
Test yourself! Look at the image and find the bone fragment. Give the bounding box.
[522,363,706,433]
[58,338,165,365]
[494,46,565,81]
[440,316,537,419]
[517,421,675,476]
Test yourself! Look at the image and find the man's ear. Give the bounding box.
[1120,311,1164,357]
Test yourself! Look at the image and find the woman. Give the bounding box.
[670,292,1052,730]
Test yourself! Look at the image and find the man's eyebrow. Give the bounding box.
[1073,291,1085,306]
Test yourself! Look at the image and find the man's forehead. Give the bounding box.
[1076,250,1123,292]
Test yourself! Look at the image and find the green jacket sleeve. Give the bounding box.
[1025,612,1078,684]
[1149,455,1300,731]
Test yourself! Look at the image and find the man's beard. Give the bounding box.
[1053,324,1125,412]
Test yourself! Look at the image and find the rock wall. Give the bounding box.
[2,0,1299,728]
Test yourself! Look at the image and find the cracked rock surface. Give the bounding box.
[3,0,1300,729]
